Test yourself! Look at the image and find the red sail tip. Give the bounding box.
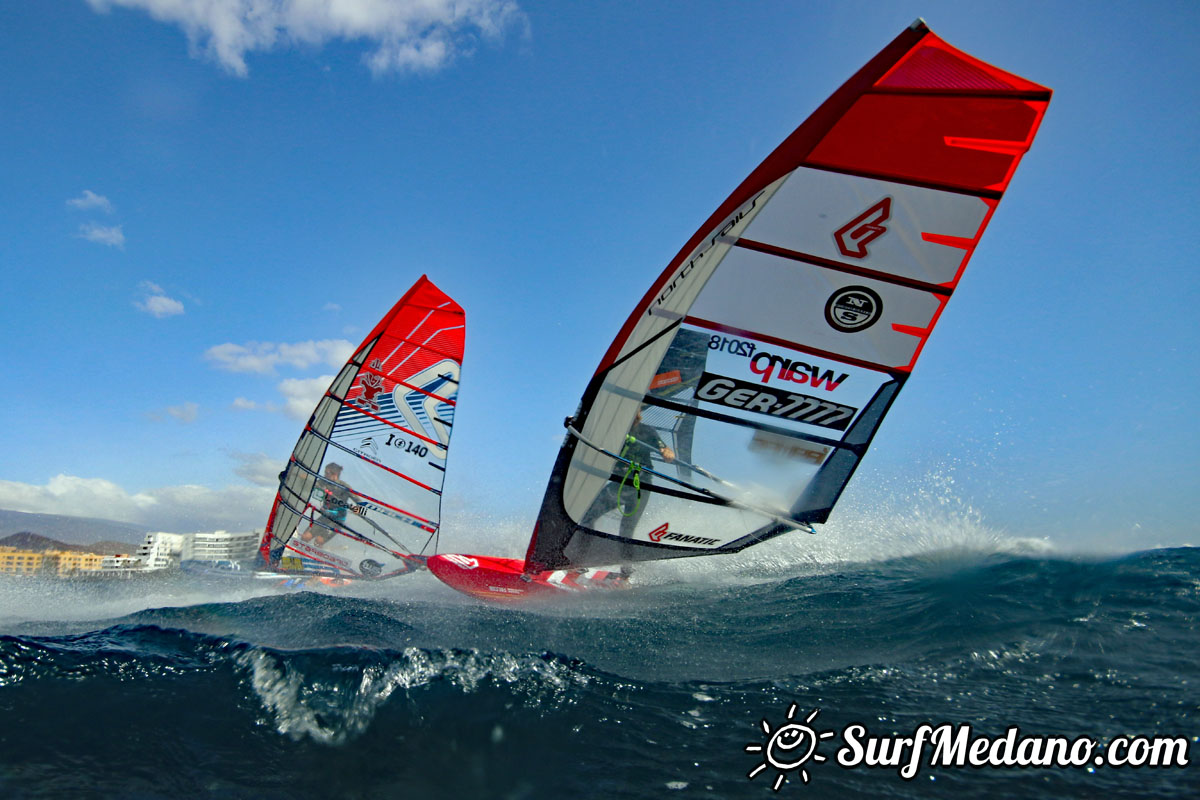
[877,33,1049,94]
[409,276,465,315]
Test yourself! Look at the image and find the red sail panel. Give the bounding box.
[806,94,1048,193]
[876,33,1049,93]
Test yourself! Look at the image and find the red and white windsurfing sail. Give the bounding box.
[259,275,464,579]
[523,20,1051,572]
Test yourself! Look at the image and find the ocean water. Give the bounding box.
[1,524,1197,798]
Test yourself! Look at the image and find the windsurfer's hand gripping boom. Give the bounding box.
[566,426,816,534]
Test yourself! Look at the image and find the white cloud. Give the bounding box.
[278,375,333,419]
[67,189,114,213]
[205,339,354,374]
[0,474,274,533]
[77,222,125,247]
[136,281,185,317]
[141,295,184,317]
[85,0,528,77]
[229,451,285,487]
[166,402,200,423]
[231,378,333,419]
[323,302,342,313]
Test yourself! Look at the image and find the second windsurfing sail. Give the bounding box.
[520,20,1051,573]
[258,275,465,579]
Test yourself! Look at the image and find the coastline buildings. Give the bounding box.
[0,547,44,575]
[135,532,186,570]
[131,530,260,570]
[55,550,108,574]
[0,530,262,578]
[0,546,109,576]
[100,554,142,572]
[181,530,259,565]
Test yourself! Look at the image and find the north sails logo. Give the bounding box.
[824,286,883,333]
[834,197,891,258]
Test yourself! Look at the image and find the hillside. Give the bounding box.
[0,509,147,547]
[0,532,135,555]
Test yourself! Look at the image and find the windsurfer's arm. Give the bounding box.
[643,424,675,462]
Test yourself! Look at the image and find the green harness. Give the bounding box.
[616,434,644,517]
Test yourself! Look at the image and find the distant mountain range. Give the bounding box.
[0,532,135,555]
[0,509,148,547]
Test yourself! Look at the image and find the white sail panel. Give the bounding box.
[688,247,944,370]
[739,167,992,287]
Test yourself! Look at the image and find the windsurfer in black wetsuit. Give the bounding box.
[578,409,675,576]
[300,462,364,547]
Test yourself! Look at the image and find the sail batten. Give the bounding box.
[304,430,442,495]
[523,23,1050,573]
[733,239,957,296]
[332,402,449,449]
[286,459,438,528]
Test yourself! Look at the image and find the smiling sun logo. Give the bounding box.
[746,704,836,791]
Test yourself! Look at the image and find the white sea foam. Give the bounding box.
[627,465,1058,590]
[237,646,585,745]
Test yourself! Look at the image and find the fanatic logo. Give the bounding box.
[746,705,836,791]
[645,522,719,547]
[834,197,891,258]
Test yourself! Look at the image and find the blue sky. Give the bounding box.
[1,0,1196,551]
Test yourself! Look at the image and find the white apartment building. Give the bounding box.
[181,530,260,564]
[135,532,186,571]
[100,554,142,571]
